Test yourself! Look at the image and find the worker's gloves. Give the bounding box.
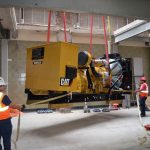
[21,104,26,112]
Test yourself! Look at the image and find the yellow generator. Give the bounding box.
[25,42,132,104]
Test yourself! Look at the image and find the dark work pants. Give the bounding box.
[0,119,12,150]
[139,96,147,116]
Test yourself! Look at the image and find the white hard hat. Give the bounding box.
[0,77,6,86]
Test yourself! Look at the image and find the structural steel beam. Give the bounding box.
[114,22,150,43]
[0,0,150,19]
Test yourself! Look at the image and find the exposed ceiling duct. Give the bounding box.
[113,20,150,43]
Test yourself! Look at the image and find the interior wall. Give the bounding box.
[118,46,150,86]
[8,41,44,104]
[7,40,150,105]
[78,43,105,57]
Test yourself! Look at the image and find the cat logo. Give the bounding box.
[60,78,70,86]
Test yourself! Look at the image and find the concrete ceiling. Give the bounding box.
[0,0,150,19]
[0,0,149,45]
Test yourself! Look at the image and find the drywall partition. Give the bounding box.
[133,57,143,89]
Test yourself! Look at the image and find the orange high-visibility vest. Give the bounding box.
[0,92,11,120]
[139,83,149,97]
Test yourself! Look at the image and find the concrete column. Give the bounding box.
[1,39,8,93]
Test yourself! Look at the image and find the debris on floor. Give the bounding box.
[58,107,72,113]
[36,108,53,114]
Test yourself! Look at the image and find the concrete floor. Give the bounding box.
[11,108,150,150]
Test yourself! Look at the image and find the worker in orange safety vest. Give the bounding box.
[135,76,149,117]
[0,77,23,150]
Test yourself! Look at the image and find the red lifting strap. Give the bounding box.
[63,12,67,42]
[102,16,109,64]
[47,11,51,43]
[89,14,93,55]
